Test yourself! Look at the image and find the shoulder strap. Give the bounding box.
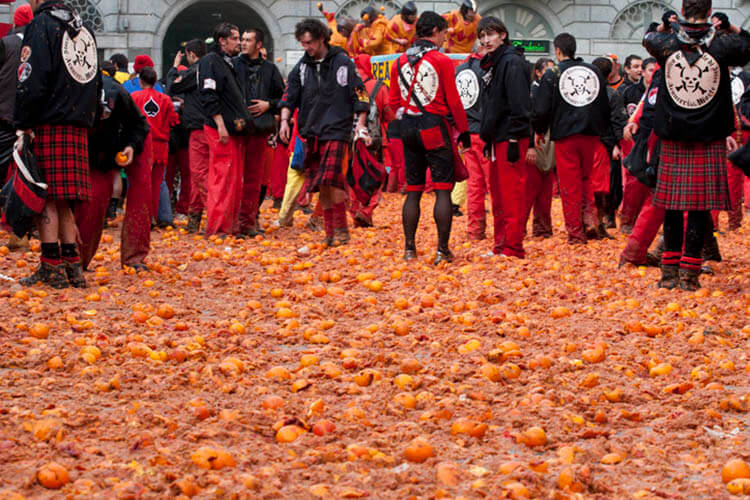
[396,58,428,114]
[370,80,384,101]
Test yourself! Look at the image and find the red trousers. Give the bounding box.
[239,135,267,232]
[464,135,490,239]
[488,139,529,258]
[620,169,650,227]
[620,192,665,264]
[204,126,244,236]
[525,163,554,237]
[271,142,290,200]
[555,134,598,242]
[121,139,153,266]
[188,129,209,214]
[592,142,610,194]
[726,160,744,229]
[385,137,406,192]
[75,168,113,270]
[166,146,190,215]
[349,188,380,224]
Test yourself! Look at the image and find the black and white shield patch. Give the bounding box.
[455,68,480,109]
[399,60,439,107]
[143,97,160,118]
[61,27,98,84]
[665,51,720,110]
[559,65,600,107]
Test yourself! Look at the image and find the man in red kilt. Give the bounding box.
[279,19,370,246]
[643,1,750,290]
[15,0,100,288]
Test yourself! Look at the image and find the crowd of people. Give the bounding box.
[1,0,749,293]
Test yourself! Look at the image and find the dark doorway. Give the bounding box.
[162,0,272,76]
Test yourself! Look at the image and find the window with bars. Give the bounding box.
[611,1,671,39]
[64,0,104,32]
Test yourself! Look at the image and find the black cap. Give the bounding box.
[401,1,417,15]
[361,5,376,20]
[461,0,475,11]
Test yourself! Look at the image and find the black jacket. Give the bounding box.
[90,75,149,172]
[454,54,485,135]
[167,65,206,131]
[280,45,369,141]
[479,45,532,144]
[234,55,285,111]
[643,23,750,142]
[602,87,628,151]
[618,79,646,116]
[533,58,611,141]
[197,48,250,135]
[0,27,25,123]
[14,2,100,129]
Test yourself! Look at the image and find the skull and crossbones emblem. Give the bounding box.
[673,61,707,95]
[665,51,720,109]
[566,73,594,97]
[559,66,600,107]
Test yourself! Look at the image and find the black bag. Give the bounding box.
[623,132,660,190]
[1,134,48,237]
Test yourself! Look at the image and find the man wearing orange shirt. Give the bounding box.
[443,0,480,53]
[386,2,418,53]
[359,6,392,55]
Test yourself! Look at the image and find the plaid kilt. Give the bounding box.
[653,139,729,211]
[306,140,349,192]
[31,124,91,201]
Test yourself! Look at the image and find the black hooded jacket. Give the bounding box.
[532,58,611,141]
[90,75,149,172]
[643,23,750,141]
[167,64,206,131]
[478,44,532,144]
[280,45,369,142]
[197,47,251,135]
[233,54,285,112]
[14,1,100,129]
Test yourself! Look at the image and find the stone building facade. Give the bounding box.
[3,0,750,76]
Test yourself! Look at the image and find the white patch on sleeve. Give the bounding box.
[337,66,348,87]
[203,78,216,90]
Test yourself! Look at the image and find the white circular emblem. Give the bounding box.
[336,66,348,87]
[399,60,439,107]
[61,28,98,84]
[731,76,744,105]
[17,62,31,83]
[626,102,637,116]
[559,65,600,107]
[647,87,658,106]
[665,51,720,110]
[455,68,479,109]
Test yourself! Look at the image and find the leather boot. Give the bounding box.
[20,262,69,289]
[186,212,202,233]
[657,264,679,289]
[679,268,701,291]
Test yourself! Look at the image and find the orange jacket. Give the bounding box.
[322,10,351,55]
[362,16,392,55]
[443,10,481,53]
[386,14,416,53]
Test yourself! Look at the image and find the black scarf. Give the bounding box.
[480,44,509,71]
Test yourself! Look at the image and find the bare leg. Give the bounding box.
[56,200,77,244]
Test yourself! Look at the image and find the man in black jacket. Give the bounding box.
[533,32,611,244]
[168,38,208,233]
[198,22,250,237]
[477,16,532,258]
[235,28,284,237]
[279,19,370,246]
[15,0,100,288]
[643,0,750,290]
[75,69,150,271]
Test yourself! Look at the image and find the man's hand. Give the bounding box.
[173,51,184,68]
[354,124,372,146]
[249,99,270,117]
[217,123,229,144]
[623,122,638,142]
[534,133,546,149]
[727,135,739,153]
[121,146,135,167]
[279,120,291,144]
[526,146,537,165]
[612,145,622,160]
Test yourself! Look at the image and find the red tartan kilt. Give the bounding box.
[653,139,729,211]
[306,140,349,192]
[31,124,91,201]
[591,142,610,194]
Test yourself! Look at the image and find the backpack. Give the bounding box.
[364,79,384,155]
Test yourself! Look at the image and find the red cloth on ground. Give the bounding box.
[555,134,598,242]
[121,138,153,266]
[75,169,113,270]
[204,126,244,235]
[188,129,209,213]
[464,134,490,239]
[488,139,529,258]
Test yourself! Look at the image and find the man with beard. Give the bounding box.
[198,22,250,236]
[387,2,418,53]
[235,28,285,237]
[15,0,100,288]
[279,19,370,246]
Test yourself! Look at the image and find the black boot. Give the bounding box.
[702,234,722,262]
[63,261,87,288]
[657,264,679,289]
[452,204,463,217]
[679,268,701,291]
[20,262,69,289]
[187,213,202,233]
[434,248,454,265]
[106,198,118,220]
